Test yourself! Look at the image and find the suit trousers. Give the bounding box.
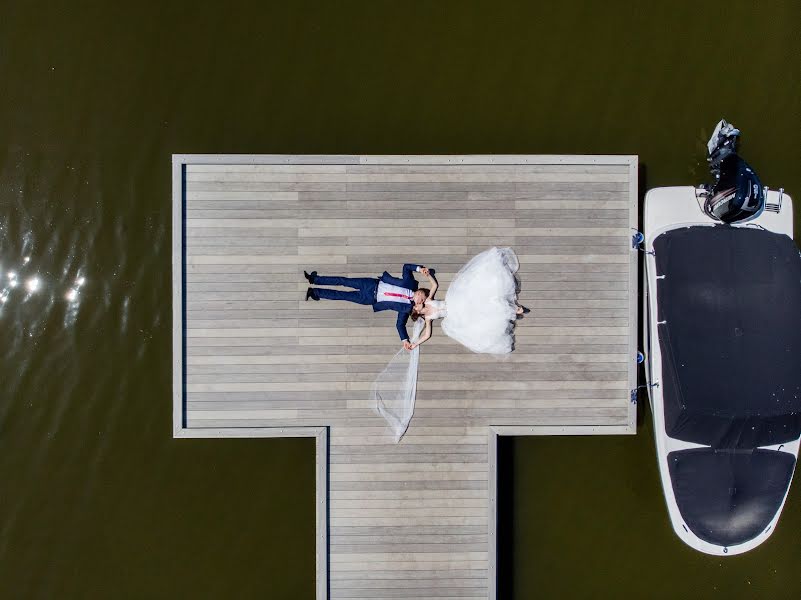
[314,275,378,305]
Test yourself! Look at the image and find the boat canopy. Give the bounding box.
[668,448,796,546]
[654,226,801,448]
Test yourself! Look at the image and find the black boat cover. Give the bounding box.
[654,226,801,448]
[668,448,796,547]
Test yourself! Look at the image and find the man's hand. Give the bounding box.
[420,267,430,277]
[403,340,413,351]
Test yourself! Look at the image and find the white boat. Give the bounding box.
[643,183,801,555]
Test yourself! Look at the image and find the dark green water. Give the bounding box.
[1,1,799,598]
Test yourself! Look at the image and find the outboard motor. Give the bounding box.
[703,119,765,223]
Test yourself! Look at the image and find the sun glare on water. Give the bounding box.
[25,277,40,293]
[0,248,87,322]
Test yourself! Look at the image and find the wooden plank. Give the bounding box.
[329,463,488,473]
[329,552,487,563]
[329,526,487,536]
[330,492,486,502]
[172,157,184,435]
[627,156,639,432]
[186,352,628,365]
[345,164,629,174]
[178,154,360,165]
[488,429,497,600]
[355,154,635,165]
[328,569,488,580]
[186,171,629,183]
[326,560,488,571]
[186,255,346,265]
[185,380,630,393]
[317,427,329,600]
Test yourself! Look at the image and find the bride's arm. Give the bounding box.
[420,267,438,299]
[410,319,432,350]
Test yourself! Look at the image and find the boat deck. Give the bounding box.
[172,155,638,599]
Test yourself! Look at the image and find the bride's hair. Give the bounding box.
[409,288,430,322]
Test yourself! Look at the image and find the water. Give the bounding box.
[1,2,799,598]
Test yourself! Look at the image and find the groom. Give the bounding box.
[304,264,431,351]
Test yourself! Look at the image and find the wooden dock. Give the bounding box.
[172,155,638,599]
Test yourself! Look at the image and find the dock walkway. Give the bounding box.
[172,155,638,599]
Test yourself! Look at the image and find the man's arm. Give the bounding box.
[402,263,424,281]
[396,311,411,347]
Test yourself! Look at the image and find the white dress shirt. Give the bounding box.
[376,281,414,304]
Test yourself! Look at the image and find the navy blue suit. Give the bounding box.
[313,264,422,341]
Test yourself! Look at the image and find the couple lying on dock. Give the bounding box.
[304,246,524,354]
[304,247,524,440]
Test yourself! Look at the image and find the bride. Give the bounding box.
[410,247,524,354]
[372,247,524,441]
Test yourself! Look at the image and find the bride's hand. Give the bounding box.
[420,267,430,276]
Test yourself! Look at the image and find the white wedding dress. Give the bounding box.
[437,246,520,354]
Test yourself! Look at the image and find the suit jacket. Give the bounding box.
[372,263,422,341]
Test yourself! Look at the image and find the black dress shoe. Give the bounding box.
[304,270,317,284]
[305,287,319,301]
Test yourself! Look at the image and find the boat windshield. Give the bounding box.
[654,226,801,448]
